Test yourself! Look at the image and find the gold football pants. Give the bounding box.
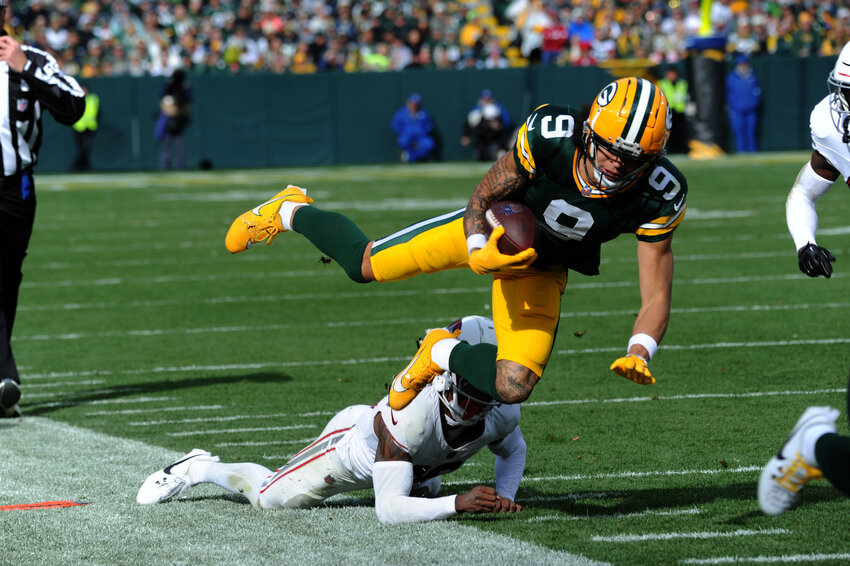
[370,209,566,376]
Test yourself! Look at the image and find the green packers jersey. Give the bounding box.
[513,104,687,276]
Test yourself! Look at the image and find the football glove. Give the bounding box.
[609,354,655,385]
[468,226,537,275]
[797,243,835,278]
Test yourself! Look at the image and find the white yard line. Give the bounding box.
[165,424,317,437]
[18,271,840,290]
[681,553,850,564]
[592,528,788,542]
[526,507,701,522]
[128,411,335,426]
[14,302,850,342]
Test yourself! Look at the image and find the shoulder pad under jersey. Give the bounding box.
[514,103,579,178]
[809,96,850,179]
[810,96,837,147]
[378,388,439,452]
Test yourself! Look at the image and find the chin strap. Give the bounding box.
[843,115,850,144]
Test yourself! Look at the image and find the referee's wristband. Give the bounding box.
[627,333,658,360]
[467,234,487,255]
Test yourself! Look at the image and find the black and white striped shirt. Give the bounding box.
[0,45,85,176]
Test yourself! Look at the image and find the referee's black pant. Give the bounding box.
[0,171,35,384]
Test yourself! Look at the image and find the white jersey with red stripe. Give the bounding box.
[810,96,850,180]
[256,387,520,510]
[370,387,520,476]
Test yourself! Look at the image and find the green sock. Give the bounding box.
[292,206,370,283]
[814,433,850,497]
[448,342,501,401]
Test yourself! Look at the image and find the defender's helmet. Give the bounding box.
[827,41,850,142]
[431,316,499,426]
[580,77,671,196]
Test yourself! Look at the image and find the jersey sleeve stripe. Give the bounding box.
[635,204,686,236]
[516,123,537,175]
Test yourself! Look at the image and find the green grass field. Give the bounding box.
[2,154,849,565]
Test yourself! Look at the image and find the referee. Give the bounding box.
[0,1,85,418]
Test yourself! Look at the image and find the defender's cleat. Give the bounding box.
[388,328,460,411]
[225,185,313,253]
[758,406,840,515]
[0,378,21,413]
[136,448,219,504]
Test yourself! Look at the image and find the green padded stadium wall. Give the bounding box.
[36,58,832,173]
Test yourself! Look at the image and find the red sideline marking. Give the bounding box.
[0,500,89,511]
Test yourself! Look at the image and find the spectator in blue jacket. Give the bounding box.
[725,55,762,153]
[391,93,436,163]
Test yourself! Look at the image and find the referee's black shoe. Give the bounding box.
[0,378,21,418]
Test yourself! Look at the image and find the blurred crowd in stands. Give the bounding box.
[7,0,849,77]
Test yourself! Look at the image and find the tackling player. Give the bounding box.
[786,41,850,279]
[137,316,526,524]
[225,77,687,411]
[759,42,850,516]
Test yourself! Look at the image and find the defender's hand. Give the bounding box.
[468,226,537,275]
[798,243,835,278]
[493,497,522,513]
[455,485,498,514]
[610,354,655,385]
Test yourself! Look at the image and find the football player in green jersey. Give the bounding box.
[225,77,687,411]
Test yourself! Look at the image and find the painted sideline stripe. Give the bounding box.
[592,528,787,542]
[0,500,90,511]
[15,302,850,342]
[681,553,850,564]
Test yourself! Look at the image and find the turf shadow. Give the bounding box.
[514,482,844,518]
[22,371,292,416]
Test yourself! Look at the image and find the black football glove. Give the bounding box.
[797,243,836,278]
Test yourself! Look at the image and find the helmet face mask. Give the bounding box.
[431,315,499,426]
[828,42,850,141]
[433,372,498,426]
[579,77,670,197]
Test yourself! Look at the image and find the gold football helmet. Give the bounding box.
[580,77,671,196]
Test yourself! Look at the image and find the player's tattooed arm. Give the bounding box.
[494,360,539,404]
[374,413,413,463]
[464,152,530,238]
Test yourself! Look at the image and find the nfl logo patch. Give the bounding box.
[499,203,519,216]
[17,99,27,112]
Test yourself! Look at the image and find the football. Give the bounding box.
[485,201,539,255]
